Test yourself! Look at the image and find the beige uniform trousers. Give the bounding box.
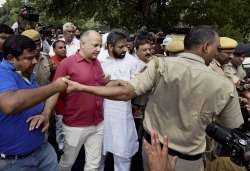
[206,157,246,171]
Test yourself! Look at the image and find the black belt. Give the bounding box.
[143,131,202,161]
[0,149,36,160]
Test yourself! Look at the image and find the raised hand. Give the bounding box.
[143,130,177,171]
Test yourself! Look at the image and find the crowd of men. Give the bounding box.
[1,9,250,171]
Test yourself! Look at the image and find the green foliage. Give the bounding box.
[0,0,250,41]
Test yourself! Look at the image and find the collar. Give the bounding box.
[134,54,146,65]
[0,59,16,71]
[213,59,222,67]
[51,55,62,61]
[0,59,35,84]
[75,51,96,63]
[61,37,78,46]
[177,52,205,65]
[15,71,34,85]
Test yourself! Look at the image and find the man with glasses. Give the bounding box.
[49,22,80,57]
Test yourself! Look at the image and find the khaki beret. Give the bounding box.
[165,39,184,53]
[21,29,40,42]
[219,37,237,49]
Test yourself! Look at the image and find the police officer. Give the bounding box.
[223,43,250,84]
[209,37,237,75]
[164,36,184,56]
[22,29,52,86]
[64,25,244,171]
[207,37,246,171]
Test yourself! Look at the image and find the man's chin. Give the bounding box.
[91,55,98,59]
[118,54,126,59]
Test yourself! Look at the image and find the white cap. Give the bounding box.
[162,36,172,46]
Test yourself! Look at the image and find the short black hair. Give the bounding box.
[3,35,36,59]
[106,30,128,47]
[134,32,151,50]
[184,25,218,50]
[52,39,65,49]
[127,36,134,42]
[0,24,14,34]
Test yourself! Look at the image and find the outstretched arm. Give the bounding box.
[0,77,67,114]
[66,79,136,101]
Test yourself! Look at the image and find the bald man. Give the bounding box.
[43,30,105,171]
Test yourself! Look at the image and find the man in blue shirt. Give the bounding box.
[0,24,14,62]
[0,35,69,171]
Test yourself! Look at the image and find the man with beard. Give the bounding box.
[97,30,139,171]
[64,26,243,171]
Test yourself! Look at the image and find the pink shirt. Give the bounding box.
[54,52,104,126]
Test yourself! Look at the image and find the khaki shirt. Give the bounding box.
[130,52,243,155]
[223,62,246,83]
[34,52,52,86]
[209,59,225,76]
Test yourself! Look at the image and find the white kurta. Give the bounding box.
[98,51,139,158]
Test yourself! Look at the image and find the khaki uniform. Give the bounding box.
[34,52,52,86]
[223,62,246,83]
[206,157,246,171]
[209,59,225,76]
[208,60,245,171]
[130,52,243,171]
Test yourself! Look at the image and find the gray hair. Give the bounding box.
[63,22,76,31]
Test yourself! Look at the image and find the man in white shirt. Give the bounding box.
[98,30,139,171]
[49,22,80,57]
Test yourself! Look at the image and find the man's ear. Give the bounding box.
[107,44,113,50]
[202,42,209,54]
[7,54,18,65]
[6,54,15,63]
